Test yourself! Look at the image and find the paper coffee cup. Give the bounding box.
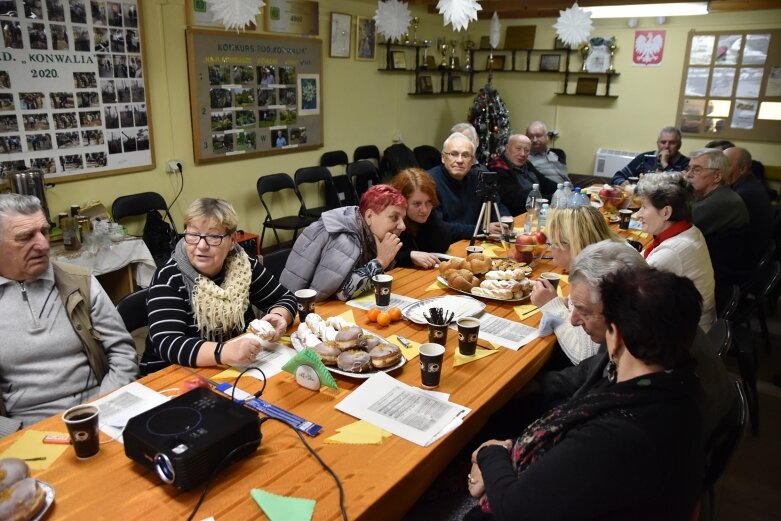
[540,272,561,289]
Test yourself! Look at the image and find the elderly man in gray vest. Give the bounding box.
[0,194,137,436]
[526,120,570,184]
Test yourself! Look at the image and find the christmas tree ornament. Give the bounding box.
[208,0,264,32]
[437,0,482,32]
[374,0,412,43]
[553,2,593,48]
[489,12,500,49]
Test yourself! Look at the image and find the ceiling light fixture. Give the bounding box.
[585,2,708,18]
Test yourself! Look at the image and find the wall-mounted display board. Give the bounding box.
[0,0,154,183]
[677,29,781,142]
[185,29,322,164]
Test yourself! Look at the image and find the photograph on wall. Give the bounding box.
[186,29,322,163]
[297,73,319,116]
[356,17,376,61]
[0,0,152,181]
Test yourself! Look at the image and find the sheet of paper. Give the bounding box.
[92,381,169,443]
[233,342,297,380]
[450,313,538,350]
[346,293,418,311]
[336,372,470,447]
[0,430,69,470]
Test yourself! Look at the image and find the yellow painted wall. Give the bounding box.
[42,1,781,249]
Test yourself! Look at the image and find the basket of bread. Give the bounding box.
[290,313,405,377]
[438,253,534,301]
[0,458,54,521]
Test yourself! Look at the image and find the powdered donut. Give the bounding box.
[336,349,371,373]
[369,342,402,369]
[313,341,341,366]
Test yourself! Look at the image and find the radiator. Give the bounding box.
[593,148,639,178]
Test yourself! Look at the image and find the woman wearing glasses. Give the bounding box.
[388,168,452,269]
[140,198,296,376]
[530,205,625,366]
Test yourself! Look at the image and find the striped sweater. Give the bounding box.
[140,255,296,375]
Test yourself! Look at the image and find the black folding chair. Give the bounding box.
[260,247,292,280]
[256,173,312,249]
[353,145,381,167]
[111,191,176,230]
[320,150,349,175]
[413,144,442,171]
[294,166,339,219]
[347,160,382,202]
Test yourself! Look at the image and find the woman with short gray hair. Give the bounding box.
[635,172,716,331]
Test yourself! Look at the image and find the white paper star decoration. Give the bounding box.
[553,3,593,48]
[489,12,500,49]
[208,0,264,32]
[437,0,482,32]
[374,0,412,43]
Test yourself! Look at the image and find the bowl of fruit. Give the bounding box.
[597,185,627,213]
[514,231,548,264]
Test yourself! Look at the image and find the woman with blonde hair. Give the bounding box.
[531,205,626,365]
[142,198,296,375]
[389,168,452,269]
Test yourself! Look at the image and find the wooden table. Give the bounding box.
[0,238,566,520]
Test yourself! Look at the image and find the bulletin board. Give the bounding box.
[676,29,781,142]
[0,0,154,183]
[185,28,322,165]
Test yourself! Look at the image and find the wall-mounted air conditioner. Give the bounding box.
[593,148,639,178]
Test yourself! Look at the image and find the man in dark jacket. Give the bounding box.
[488,134,557,216]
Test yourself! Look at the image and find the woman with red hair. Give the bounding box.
[389,168,452,269]
[281,185,408,301]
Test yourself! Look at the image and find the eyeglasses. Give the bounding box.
[684,165,718,175]
[183,232,231,246]
[444,151,473,161]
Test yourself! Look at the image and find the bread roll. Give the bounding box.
[445,269,479,292]
[484,269,528,281]
[471,286,514,300]
[466,253,492,275]
[480,279,522,293]
[439,258,467,273]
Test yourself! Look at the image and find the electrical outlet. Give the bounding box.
[167,160,182,174]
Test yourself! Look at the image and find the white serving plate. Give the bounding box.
[436,276,531,303]
[400,294,486,325]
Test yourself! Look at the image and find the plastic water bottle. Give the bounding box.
[551,183,565,208]
[568,187,587,208]
[562,182,573,206]
[537,203,549,232]
[524,183,541,233]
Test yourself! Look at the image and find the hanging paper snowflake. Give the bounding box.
[437,0,482,32]
[553,3,593,48]
[374,0,412,43]
[208,0,264,32]
[489,12,500,49]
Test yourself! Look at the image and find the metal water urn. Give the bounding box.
[8,168,53,224]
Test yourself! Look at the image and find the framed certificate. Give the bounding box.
[391,51,407,70]
[330,12,351,58]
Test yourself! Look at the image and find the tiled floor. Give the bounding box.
[715,306,781,521]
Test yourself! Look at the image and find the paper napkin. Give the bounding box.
[323,420,392,445]
[0,430,70,470]
[453,347,500,366]
[251,489,316,521]
[514,304,539,319]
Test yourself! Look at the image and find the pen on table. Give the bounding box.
[24,457,47,461]
[520,306,539,317]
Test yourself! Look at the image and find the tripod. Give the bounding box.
[470,190,502,246]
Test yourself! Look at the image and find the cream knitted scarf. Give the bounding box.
[172,239,252,341]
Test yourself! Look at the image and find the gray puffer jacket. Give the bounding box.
[280,206,362,301]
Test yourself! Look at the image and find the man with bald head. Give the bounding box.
[428,132,509,240]
[725,146,772,262]
[526,120,570,184]
[488,134,557,216]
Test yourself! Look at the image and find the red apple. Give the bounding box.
[599,186,626,212]
[532,231,547,245]
[516,234,536,246]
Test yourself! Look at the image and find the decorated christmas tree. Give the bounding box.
[468,81,510,165]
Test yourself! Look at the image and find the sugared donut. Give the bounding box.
[336,349,371,373]
[369,343,402,369]
[313,341,341,366]
[0,478,45,521]
[0,459,29,491]
[335,326,362,350]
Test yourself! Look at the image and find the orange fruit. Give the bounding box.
[367,307,381,322]
[388,307,402,322]
[376,312,392,327]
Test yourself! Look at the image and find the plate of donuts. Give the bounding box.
[290,314,406,378]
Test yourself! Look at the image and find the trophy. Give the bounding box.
[462,39,475,71]
[607,39,617,73]
[410,16,420,44]
[403,32,410,45]
[421,39,431,69]
[439,40,449,69]
[579,43,590,72]
[448,40,458,69]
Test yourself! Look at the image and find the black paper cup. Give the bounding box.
[419,343,445,388]
[457,317,480,356]
[294,289,317,322]
[372,274,393,307]
[427,322,449,345]
[62,404,100,460]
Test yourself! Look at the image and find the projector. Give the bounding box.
[124,387,261,490]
